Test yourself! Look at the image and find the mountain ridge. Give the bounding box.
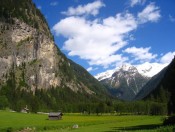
[99,64,150,100]
[135,57,175,115]
[95,63,168,81]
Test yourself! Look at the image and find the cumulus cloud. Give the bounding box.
[160,51,175,64]
[130,0,146,7]
[53,1,163,69]
[123,46,157,62]
[50,2,58,6]
[61,0,105,16]
[87,67,93,72]
[169,14,175,22]
[53,12,137,67]
[137,3,161,24]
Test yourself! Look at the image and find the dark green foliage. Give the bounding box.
[114,101,167,115]
[0,63,109,113]
[0,95,8,109]
[143,57,175,115]
[150,102,167,115]
[135,67,168,101]
[0,0,114,113]
[0,83,109,113]
[0,0,52,39]
[0,78,168,115]
[163,116,175,125]
[0,0,172,116]
[56,51,112,99]
[69,59,110,97]
[96,102,107,115]
[6,127,13,132]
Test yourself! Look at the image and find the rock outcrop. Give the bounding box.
[0,0,101,95]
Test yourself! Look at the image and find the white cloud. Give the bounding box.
[95,57,171,79]
[53,1,163,69]
[160,51,175,64]
[37,6,42,10]
[87,67,98,72]
[130,0,146,7]
[129,34,135,41]
[89,55,128,68]
[169,14,175,22]
[87,67,93,72]
[50,2,58,6]
[61,0,105,16]
[53,12,137,67]
[123,46,157,62]
[137,3,161,24]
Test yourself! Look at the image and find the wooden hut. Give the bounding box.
[48,112,63,120]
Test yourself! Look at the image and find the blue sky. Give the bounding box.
[32,0,175,76]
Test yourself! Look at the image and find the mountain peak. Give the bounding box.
[119,63,132,70]
[96,62,168,81]
[118,63,138,73]
[95,69,116,81]
[100,63,150,100]
[95,63,139,81]
[95,62,169,101]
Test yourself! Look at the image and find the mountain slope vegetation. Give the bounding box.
[136,57,175,115]
[0,0,111,112]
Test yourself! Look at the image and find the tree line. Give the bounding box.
[0,81,168,115]
[0,63,171,116]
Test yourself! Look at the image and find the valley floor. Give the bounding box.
[0,110,174,132]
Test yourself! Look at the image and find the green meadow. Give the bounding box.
[0,111,174,132]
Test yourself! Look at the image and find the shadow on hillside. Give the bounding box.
[105,124,161,132]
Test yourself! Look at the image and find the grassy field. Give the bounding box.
[0,110,174,132]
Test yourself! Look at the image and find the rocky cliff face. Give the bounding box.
[0,0,98,95]
[0,0,111,112]
[0,19,61,90]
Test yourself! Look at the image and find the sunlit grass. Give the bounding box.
[0,110,174,132]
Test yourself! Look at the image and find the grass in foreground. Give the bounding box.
[0,111,174,132]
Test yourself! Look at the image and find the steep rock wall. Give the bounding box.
[0,18,95,94]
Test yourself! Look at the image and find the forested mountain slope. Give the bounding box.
[136,57,175,115]
[0,0,110,112]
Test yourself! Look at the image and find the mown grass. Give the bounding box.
[0,110,174,132]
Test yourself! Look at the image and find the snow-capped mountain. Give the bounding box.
[95,69,116,81]
[95,63,135,81]
[135,62,168,77]
[95,63,168,80]
[99,63,150,100]
[95,63,168,101]
[135,57,175,105]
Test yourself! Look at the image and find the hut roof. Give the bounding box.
[49,112,63,117]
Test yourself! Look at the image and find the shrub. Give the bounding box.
[163,116,175,125]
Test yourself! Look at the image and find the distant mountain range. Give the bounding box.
[95,63,168,100]
[95,62,168,80]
